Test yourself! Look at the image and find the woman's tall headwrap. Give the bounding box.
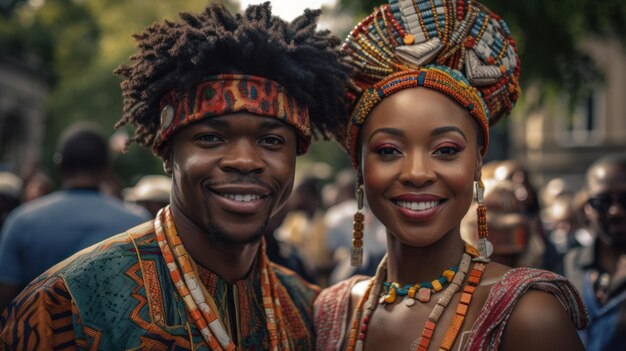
[344,0,521,165]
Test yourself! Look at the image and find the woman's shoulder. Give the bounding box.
[465,265,588,351]
[498,284,585,350]
[314,275,371,351]
[315,275,370,314]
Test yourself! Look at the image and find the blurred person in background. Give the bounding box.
[541,179,594,267]
[276,175,328,283]
[0,122,150,311]
[123,174,171,217]
[564,154,626,351]
[462,180,532,269]
[0,2,350,349]
[21,169,52,203]
[492,160,561,271]
[0,172,21,231]
[541,177,574,208]
[264,201,315,284]
[544,196,592,253]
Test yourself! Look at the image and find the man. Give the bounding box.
[0,2,348,350]
[0,123,150,311]
[565,154,626,351]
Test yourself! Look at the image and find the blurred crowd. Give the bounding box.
[0,122,625,347]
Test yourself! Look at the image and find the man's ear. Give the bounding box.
[161,145,173,176]
[474,151,483,181]
[163,159,172,176]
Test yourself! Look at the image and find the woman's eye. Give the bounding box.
[434,146,459,155]
[376,145,400,155]
[433,143,464,155]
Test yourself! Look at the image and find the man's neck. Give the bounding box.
[62,174,101,190]
[169,204,261,284]
[597,238,626,273]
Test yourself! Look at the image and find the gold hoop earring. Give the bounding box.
[351,183,364,267]
[475,180,493,262]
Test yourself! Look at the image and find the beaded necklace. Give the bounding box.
[380,265,459,306]
[345,244,485,351]
[155,206,290,351]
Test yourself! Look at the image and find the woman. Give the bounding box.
[315,1,588,350]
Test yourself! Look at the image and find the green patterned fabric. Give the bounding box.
[0,220,319,350]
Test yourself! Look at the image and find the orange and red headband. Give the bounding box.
[153,74,311,156]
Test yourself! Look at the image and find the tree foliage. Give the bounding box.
[0,0,234,185]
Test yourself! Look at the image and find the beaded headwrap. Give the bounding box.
[343,0,521,166]
[153,74,312,156]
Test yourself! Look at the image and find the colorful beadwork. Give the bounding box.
[155,206,290,351]
[380,265,459,304]
[345,245,480,351]
[342,0,521,167]
[475,179,493,261]
[154,74,312,156]
[417,262,485,351]
[352,185,365,267]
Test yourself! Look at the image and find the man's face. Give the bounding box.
[166,113,297,245]
[584,162,626,246]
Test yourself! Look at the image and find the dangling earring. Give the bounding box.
[351,183,364,267]
[475,180,492,262]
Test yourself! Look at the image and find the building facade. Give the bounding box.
[0,54,48,177]
[508,37,626,189]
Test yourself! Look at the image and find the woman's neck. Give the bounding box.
[385,227,466,286]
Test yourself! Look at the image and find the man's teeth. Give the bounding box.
[223,194,261,202]
[394,200,440,211]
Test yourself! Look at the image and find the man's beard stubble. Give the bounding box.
[203,208,270,246]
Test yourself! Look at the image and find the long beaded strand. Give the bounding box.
[411,253,472,351]
[438,262,485,350]
[155,207,290,350]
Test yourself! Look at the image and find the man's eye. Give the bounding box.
[260,136,284,145]
[196,134,222,142]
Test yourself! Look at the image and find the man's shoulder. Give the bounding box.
[0,272,74,347]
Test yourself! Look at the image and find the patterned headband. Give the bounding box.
[348,65,489,166]
[343,0,521,164]
[153,74,312,156]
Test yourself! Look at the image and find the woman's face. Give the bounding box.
[359,88,482,247]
